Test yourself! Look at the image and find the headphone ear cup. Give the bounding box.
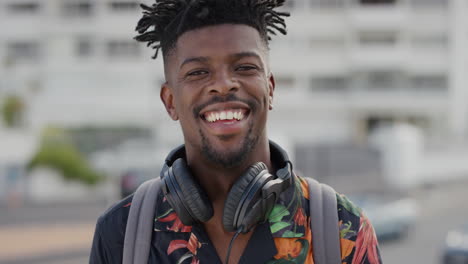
[171,158,214,223]
[223,162,268,232]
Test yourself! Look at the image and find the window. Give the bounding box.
[360,0,397,4]
[62,1,93,17]
[311,76,348,92]
[410,0,447,8]
[359,32,397,47]
[310,0,345,8]
[107,40,141,58]
[108,1,138,12]
[365,71,401,89]
[76,37,93,58]
[411,75,447,91]
[366,116,394,133]
[310,37,345,50]
[7,41,41,62]
[275,76,295,89]
[7,2,40,14]
[412,35,447,49]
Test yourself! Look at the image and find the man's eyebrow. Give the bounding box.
[179,56,209,69]
[232,51,262,61]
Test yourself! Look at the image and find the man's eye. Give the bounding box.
[187,70,208,76]
[236,65,257,71]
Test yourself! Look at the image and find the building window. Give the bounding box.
[360,0,397,4]
[108,1,138,12]
[311,76,348,92]
[7,41,41,62]
[411,75,447,91]
[411,35,447,49]
[366,116,395,133]
[62,1,93,17]
[275,76,295,90]
[365,71,401,89]
[410,0,447,8]
[76,37,93,58]
[107,40,141,58]
[7,2,40,14]
[310,0,345,8]
[359,32,397,47]
[310,37,345,50]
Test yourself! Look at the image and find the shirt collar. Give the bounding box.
[154,175,307,239]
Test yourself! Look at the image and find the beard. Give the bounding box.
[199,121,259,168]
[193,94,262,168]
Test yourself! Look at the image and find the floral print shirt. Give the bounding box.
[90,176,382,264]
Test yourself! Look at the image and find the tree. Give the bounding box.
[1,94,24,127]
[27,126,102,185]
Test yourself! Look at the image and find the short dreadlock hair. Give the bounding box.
[135,0,289,59]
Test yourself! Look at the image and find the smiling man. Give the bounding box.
[162,24,271,171]
[90,1,382,264]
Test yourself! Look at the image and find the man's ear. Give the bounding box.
[268,73,275,110]
[160,82,179,121]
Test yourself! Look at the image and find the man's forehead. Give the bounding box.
[171,24,267,60]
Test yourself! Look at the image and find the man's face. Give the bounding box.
[161,24,275,168]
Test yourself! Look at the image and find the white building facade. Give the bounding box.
[270,0,468,146]
[0,0,164,131]
[0,0,467,146]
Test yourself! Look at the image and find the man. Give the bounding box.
[90,0,382,263]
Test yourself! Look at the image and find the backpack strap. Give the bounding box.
[306,177,341,264]
[123,178,162,264]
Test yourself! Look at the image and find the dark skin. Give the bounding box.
[160,24,275,264]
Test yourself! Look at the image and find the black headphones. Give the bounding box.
[160,140,293,233]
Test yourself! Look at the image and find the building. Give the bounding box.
[269,0,468,146]
[0,0,163,130]
[1,0,467,193]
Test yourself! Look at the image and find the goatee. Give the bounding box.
[199,124,258,168]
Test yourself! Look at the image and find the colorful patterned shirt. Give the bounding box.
[90,176,382,264]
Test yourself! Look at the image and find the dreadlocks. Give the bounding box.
[135,0,290,59]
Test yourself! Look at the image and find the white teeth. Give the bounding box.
[220,112,227,120]
[205,110,246,122]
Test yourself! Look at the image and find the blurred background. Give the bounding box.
[0,0,467,263]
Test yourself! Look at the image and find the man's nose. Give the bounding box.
[209,71,240,95]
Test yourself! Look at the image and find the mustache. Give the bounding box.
[193,94,257,119]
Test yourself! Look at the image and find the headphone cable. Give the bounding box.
[225,228,242,264]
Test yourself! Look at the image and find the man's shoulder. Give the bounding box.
[95,195,134,241]
[335,192,363,229]
[295,175,363,221]
[95,182,167,239]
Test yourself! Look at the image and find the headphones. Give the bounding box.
[160,140,293,233]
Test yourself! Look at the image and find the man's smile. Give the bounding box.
[198,102,252,136]
[203,109,246,123]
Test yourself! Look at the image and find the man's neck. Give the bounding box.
[185,139,272,203]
